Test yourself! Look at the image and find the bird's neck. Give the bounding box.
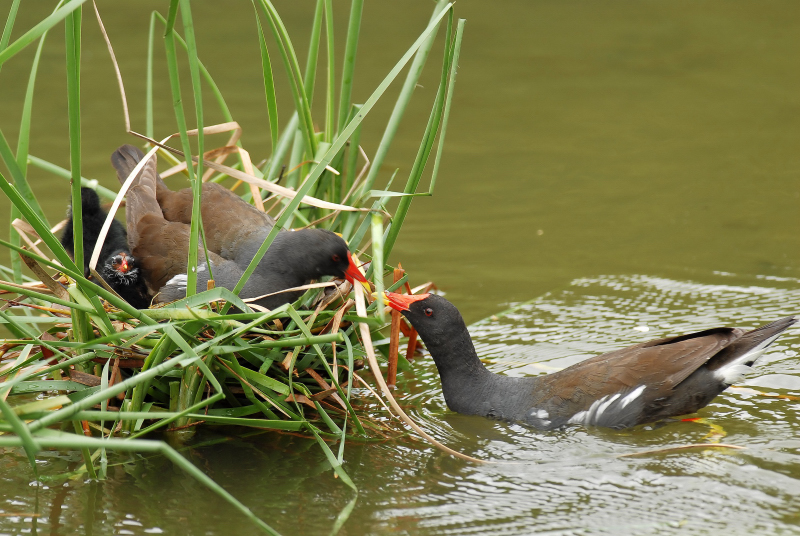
[259,231,319,284]
[425,323,517,417]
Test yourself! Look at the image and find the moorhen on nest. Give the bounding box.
[61,187,150,309]
[385,291,796,430]
[111,145,368,309]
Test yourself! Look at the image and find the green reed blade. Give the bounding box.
[65,6,83,277]
[255,0,317,157]
[262,112,298,180]
[337,0,363,133]
[357,0,450,196]
[0,0,87,67]
[179,0,207,297]
[230,3,453,301]
[0,281,92,313]
[342,104,363,199]
[146,11,156,138]
[307,425,356,490]
[29,352,95,380]
[305,0,324,101]
[0,309,37,339]
[0,129,47,224]
[0,0,21,67]
[0,436,279,535]
[323,0,335,143]
[15,11,53,173]
[428,19,465,199]
[165,0,179,34]
[163,24,202,297]
[383,12,457,258]
[8,62,30,278]
[70,420,97,479]
[152,11,235,128]
[254,9,279,154]
[129,392,224,438]
[26,155,117,200]
[370,213,385,322]
[0,396,39,475]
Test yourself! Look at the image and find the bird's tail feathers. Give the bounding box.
[711,316,796,385]
[111,145,165,246]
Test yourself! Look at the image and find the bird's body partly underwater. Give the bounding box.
[111,145,367,309]
[60,187,150,309]
[385,291,796,430]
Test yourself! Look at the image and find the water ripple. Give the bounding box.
[375,274,800,535]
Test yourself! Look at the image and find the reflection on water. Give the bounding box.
[2,275,799,535]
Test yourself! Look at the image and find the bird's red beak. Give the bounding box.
[343,251,369,287]
[383,291,430,312]
[115,253,130,273]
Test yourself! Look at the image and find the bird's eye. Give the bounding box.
[331,254,341,262]
[424,307,434,317]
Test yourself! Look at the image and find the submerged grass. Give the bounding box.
[0,1,464,533]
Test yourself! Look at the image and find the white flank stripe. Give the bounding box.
[166,274,188,287]
[596,393,621,417]
[620,385,646,408]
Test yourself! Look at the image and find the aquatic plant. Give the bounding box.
[0,1,464,532]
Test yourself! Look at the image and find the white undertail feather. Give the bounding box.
[714,331,785,385]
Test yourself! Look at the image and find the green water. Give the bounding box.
[1,1,799,534]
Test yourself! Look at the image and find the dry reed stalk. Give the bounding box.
[387,265,405,387]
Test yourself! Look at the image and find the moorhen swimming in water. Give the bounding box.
[385,291,797,430]
[111,145,368,309]
[61,187,150,309]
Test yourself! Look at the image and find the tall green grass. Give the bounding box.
[0,1,464,533]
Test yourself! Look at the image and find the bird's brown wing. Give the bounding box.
[158,182,276,259]
[112,145,229,294]
[536,327,743,410]
[130,213,229,294]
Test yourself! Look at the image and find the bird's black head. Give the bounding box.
[384,292,471,363]
[101,251,140,285]
[288,229,368,286]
